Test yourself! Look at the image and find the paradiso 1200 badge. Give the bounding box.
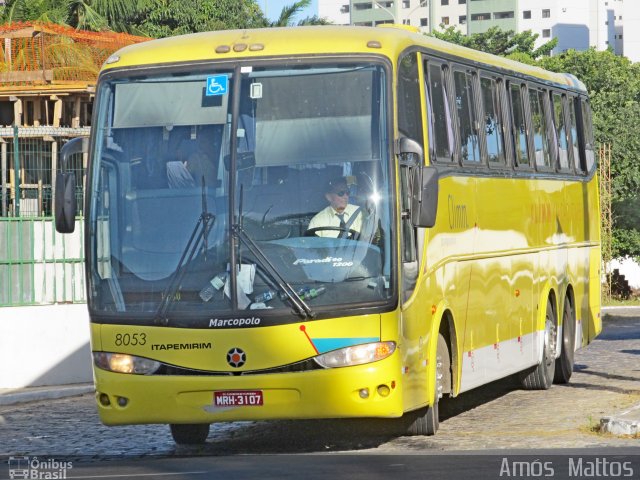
[227,348,246,368]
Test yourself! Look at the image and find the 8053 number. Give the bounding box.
[114,333,147,346]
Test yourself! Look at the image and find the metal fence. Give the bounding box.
[0,126,88,306]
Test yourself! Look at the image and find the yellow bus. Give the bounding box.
[55,25,601,444]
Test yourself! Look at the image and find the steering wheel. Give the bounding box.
[304,226,360,240]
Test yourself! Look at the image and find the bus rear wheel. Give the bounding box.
[521,299,557,390]
[554,296,576,384]
[169,423,210,445]
[407,333,449,436]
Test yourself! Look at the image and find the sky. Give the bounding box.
[257,0,318,22]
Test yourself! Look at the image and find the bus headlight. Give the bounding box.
[93,352,161,375]
[313,341,396,368]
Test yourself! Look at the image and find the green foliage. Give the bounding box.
[612,227,640,263]
[612,197,640,261]
[0,0,329,36]
[430,26,557,60]
[1,0,69,24]
[505,51,537,66]
[133,0,267,37]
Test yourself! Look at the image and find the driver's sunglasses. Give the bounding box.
[332,190,349,197]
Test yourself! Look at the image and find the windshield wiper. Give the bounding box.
[232,223,315,319]
[156,178,215,324]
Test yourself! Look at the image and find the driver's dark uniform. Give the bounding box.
[307,204,362,238]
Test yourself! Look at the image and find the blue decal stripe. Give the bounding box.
[312,337,380,354]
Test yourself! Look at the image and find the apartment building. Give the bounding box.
[319,0,351,24]
[336,0,430,28]
[518,0,621,55]
[623,0,640,61]
[329,0,634,59]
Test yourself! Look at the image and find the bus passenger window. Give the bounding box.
[529,88,552,169]
[480,76,505,165]
[427,63,455,162]
[568,97,583,173]
[453,70,480,163]
[552,93,570,170]
[580,99,595,172]
[509,83,530,167]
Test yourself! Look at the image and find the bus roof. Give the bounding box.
[103,25,586,93]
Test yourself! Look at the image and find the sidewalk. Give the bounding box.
[601,404,640,436]
[599,306,640,437]
[0,383,93,406]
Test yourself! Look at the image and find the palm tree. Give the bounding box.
[1,0,137,33]
[1,0,68,24]
[268,0,331,27]
[66,0,138,32]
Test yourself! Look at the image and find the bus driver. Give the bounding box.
[307,176,363,238]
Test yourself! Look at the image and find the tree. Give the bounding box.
[265,0,331,27]
[1,0,330,36]
[1,0,270,35]
[431,26,557,62]
[132,0,267,38]
[66,0,137,32]
[0,0,133,31]
[0,0,69,24]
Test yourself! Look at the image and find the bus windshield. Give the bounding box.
[88,61,393,322]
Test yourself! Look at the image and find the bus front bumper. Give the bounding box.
[93,356,404,425]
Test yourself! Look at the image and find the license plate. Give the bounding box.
[213,390,263,407]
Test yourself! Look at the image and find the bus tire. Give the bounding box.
[169,423,210,445]
[521,299,557,390]
[406,333,449,436]
[554,295,575,384]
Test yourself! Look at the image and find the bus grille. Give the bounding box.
[161,358,323,376]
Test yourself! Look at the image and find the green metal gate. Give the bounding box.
[0,126,88,306]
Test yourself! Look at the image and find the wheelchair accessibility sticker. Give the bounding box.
[206,75,228,96]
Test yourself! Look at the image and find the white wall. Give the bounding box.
[610,258,640,290]
[432,0,467,34]
[519,0,593,54]
[623,1,640,62]
[319,0,349,24]
[0,304,91,388]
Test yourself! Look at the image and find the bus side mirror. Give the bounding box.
[55,137,86,233]
[411,165,439,228]
[399,136,423,166]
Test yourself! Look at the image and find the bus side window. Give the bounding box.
[529,87,552,170]
[552,92,571,171]
[479,75,506,166]
[567,96,583,174]
[398,52,423,301]
[453,68,481,163]
[426,61,455,162]
[398,52,424,148]
[508,82,530,168]
[579,98,596,172]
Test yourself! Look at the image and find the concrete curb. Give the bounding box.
[0,384,94,406]
[600,403,640,437]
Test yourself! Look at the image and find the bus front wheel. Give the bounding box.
[169,423,210,445]
[406,333,449,436]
